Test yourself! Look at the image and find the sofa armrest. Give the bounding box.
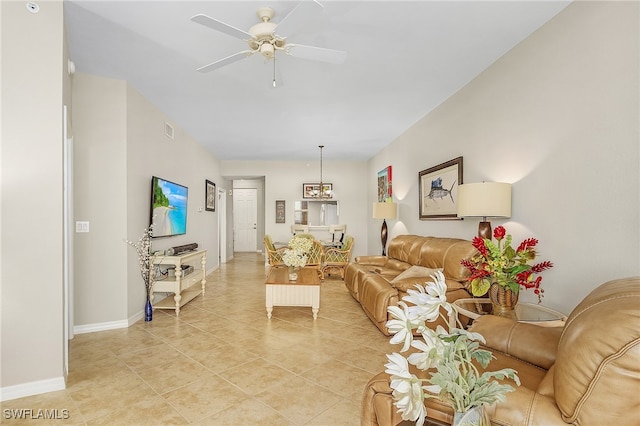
[361,372,403,426]
[354,255,389,267]
[469,315,562,370]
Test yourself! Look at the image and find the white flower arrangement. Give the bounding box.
[282,236,313,268]
[385,271,520,426]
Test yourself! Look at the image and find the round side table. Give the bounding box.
[450,298,567,328]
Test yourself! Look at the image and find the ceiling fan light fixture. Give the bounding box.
[260,42,275,59]
[191,4,347,75]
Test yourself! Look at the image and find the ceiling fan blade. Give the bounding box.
[196,50,254,73]
[191,14,254,41]
[274,0,323,38]
[285,44,347,64]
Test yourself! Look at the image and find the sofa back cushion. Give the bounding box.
[386,235,477,282]
[554,277,640,424]
[387,235,421,263]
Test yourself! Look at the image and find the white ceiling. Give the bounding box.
[64,1,570,161]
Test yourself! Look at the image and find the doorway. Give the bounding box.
[233,188,257,252]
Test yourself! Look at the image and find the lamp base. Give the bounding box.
[478,221,492,239]
[381,219,388,256]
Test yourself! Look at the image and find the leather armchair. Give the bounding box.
[361,276,640,425]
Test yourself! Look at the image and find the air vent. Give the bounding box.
[164,122,174,139]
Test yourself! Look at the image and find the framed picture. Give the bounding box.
[302,183,333,199]
[377,166,392,202]
[205,179,216,212]
[275,200,285,223]
[418,156,463,220]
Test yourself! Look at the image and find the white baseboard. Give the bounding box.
[74,318,129,335]
[1,377,65,402]
[128,310,144,326]
[74,265,222,335]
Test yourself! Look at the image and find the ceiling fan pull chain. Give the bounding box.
[273,57,277,88]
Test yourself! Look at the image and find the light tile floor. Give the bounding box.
[2,253,394,425]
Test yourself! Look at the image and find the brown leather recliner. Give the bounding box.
[361,276,640,425]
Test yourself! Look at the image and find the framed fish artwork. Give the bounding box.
[418,156,463,220]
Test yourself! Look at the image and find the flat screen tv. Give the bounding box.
[150,176,188,238]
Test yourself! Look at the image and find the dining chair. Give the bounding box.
[263,235,286,269]
[291,224,309,235]
[322,235,354,279]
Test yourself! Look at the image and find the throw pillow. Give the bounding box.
[390,265,443,284]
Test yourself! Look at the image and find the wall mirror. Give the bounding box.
[294,200,339,226]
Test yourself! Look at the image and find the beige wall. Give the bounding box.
[72,74,129,324]
[367,1,640,314]
[221,160,368,256]
[72,73,225,327]
[125,84,224,317]
[1,0,65,392]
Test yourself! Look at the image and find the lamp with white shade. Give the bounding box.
[457,182,512,239]
[373,202,397,256]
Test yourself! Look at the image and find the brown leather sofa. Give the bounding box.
[361,276,640,426]
[344,235,478,335]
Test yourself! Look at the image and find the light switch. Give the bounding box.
[75,221,89,233]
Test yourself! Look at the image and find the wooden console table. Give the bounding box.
[151,250,206,316]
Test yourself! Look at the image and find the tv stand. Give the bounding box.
[150,250,206,316]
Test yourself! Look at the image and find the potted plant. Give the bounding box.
[385,271,520,426]
[282,236,313,281]
[461,226,553,316]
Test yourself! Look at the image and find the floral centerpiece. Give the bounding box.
[126,226,155,321]
[461,226,553,304]
[385,271,520,426]
[282,236,313,280]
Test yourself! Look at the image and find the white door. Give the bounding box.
[233,188,257,252]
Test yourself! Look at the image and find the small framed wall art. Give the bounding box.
[205,179,216,212]
[377,166,392,202]
[275,200,286,223]
[418,156,463,220]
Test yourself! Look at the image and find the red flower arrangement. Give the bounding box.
[461,226,553,303]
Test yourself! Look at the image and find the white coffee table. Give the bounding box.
[265,267,321,319]
[451,298,567,328]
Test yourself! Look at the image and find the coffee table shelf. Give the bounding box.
[265,267,321,319]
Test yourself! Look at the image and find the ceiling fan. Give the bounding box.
[190,0,347,73]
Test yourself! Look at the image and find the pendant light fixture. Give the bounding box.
[312,145,332,199]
